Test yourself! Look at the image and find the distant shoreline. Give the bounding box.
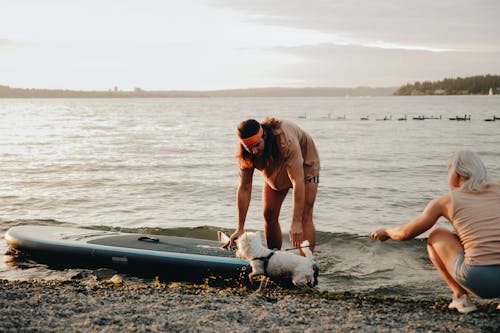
[0,85,396,98]
[3,74,497,98]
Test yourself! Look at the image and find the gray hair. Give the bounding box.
[448,150,489,191]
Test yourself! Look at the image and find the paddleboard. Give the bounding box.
[5,225,251,283]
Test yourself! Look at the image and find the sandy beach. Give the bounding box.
[1,276,498,333]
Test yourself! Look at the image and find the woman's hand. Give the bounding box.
[370,229,390,241]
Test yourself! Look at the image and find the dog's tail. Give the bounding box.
[300,240,314,260]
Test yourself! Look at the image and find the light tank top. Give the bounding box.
[450,184,500,265]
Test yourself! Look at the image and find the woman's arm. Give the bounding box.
[371,194,450,241]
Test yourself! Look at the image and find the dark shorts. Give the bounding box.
[452,251,500,299]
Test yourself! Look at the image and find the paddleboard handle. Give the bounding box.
[138,236,160,243]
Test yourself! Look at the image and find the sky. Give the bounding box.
[1,0,499,91]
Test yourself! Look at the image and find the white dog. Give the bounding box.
[234,231,317,288]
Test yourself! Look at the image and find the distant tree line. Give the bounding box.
[0,84,396,98]
[0,85,207,98]
[394,74,500,96]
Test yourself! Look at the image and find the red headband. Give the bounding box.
[240,126,263,146]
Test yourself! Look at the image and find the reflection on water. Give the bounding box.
[1,96,499,293]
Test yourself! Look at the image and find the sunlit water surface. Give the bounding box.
[1,96,499,298]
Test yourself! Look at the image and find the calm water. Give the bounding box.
[1,96,499,298]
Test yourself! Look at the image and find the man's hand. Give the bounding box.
[289,222,304,248]
[223,229,244,249]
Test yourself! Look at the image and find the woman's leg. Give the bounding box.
[427,227,468,297]
[262,183,288,250]
[302,181,318,252]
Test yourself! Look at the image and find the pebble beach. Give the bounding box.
[1,276,499,333]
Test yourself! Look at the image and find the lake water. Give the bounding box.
[1,96,499,298]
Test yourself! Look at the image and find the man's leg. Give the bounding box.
[262,183,288,250]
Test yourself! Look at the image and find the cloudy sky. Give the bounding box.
[1,0,499,90]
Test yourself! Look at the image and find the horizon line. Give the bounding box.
[0,84,398,92]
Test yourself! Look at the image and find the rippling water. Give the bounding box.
[1,96,499,297]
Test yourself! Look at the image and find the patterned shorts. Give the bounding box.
[306,175,319,183]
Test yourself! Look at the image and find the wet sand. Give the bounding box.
[1,278,499,332]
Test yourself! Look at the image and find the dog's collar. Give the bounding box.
[252,251,275,275]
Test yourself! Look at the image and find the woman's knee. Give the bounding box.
[427,227,456,246]
[427,227,463,265]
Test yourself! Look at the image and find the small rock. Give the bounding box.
[109,275,123,285]
[93,268,117,280]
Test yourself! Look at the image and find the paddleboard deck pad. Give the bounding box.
[5,225,251,283]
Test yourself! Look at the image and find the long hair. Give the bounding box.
[448,150,490,191]
[236,118,282,169]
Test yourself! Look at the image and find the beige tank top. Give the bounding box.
[450,183,500,265]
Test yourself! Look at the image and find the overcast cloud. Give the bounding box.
[0,0,498,90]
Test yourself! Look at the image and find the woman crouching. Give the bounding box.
[371,150,500,313]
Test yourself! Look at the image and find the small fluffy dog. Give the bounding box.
[235,231,317,288]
